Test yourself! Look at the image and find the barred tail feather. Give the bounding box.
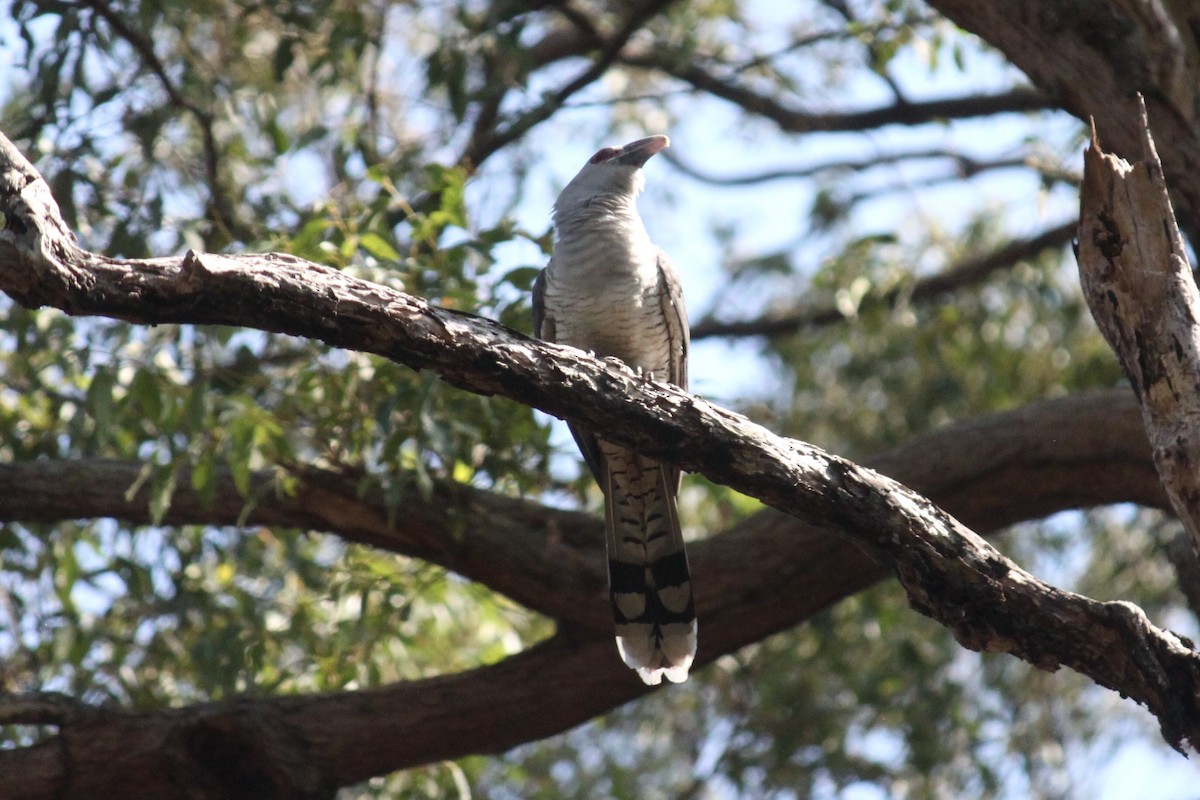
[601,442,697,685]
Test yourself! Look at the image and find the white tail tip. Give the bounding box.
[616,620,697,685]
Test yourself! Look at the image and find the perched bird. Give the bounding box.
[532,135,695,685]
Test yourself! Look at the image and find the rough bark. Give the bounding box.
[1078,101,1200,558]
[1,123,1199,798]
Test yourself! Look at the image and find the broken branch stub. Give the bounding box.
[1077,97,1200,559]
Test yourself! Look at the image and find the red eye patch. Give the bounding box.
[588,146,621,164]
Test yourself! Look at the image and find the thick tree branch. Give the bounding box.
[1,128,1198,795]
[692,219,1076,340]
[0,460,611,632]
[0,389,1174,799]
[0,392,1183,799]
[1078,102,1200,558]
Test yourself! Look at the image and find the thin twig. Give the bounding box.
[78,0,237,242]
[459,0,681,170]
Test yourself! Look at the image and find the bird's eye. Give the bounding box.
[588,146,621,164]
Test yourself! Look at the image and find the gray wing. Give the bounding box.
[656,248,688,390]
[534,259,607,486]
[654,248,688,390]
[656,247,689,489]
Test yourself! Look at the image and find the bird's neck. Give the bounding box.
[553,195,654,273]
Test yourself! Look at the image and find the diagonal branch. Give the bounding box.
[458,0,679,170]
[662,147,1076,187]
[0,389,1184,800]
[2,129,1199,762]
[1078,101,1200,563]
[0,387,1167,640]
[0,389,1176,798]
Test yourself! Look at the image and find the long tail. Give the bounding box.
[600,440,696,685]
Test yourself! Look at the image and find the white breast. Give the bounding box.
[544,214,672,375]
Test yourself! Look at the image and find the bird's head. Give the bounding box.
[554,135,669,216]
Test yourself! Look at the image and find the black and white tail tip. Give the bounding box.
[610,553,697,685]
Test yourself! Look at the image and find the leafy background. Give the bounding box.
[0,0,1192,797]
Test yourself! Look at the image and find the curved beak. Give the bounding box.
[615,134,670,167]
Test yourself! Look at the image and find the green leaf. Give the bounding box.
[358,231,401,262]
[191,450,216,506]
[86,367,115,446]
[129,368,163,424]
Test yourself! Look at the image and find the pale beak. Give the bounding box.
[615,135,670,167]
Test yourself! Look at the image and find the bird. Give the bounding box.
[531,134,695,685]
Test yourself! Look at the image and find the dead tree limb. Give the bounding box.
[1078,98,1200,563]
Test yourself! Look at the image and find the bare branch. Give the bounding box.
[730,15,940,74]
[0,692,95,727]
[691,219,1077,340]
[662,147,1071,187]
[0,391,1177,798]
[0,387,1166,641]
[0,459,610,631]
[621,47,1056,132]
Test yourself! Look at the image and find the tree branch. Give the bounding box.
[0,389,1175,798]
[621,48,1056,132]
[0,459,611,631]
[0,387,1167,641]
[526,23,1056,135]
[77,0,238,243]
[1,127,1198,795]
[663,147,1075,187]
[691,219,1077,340]
[458,0,680,170]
